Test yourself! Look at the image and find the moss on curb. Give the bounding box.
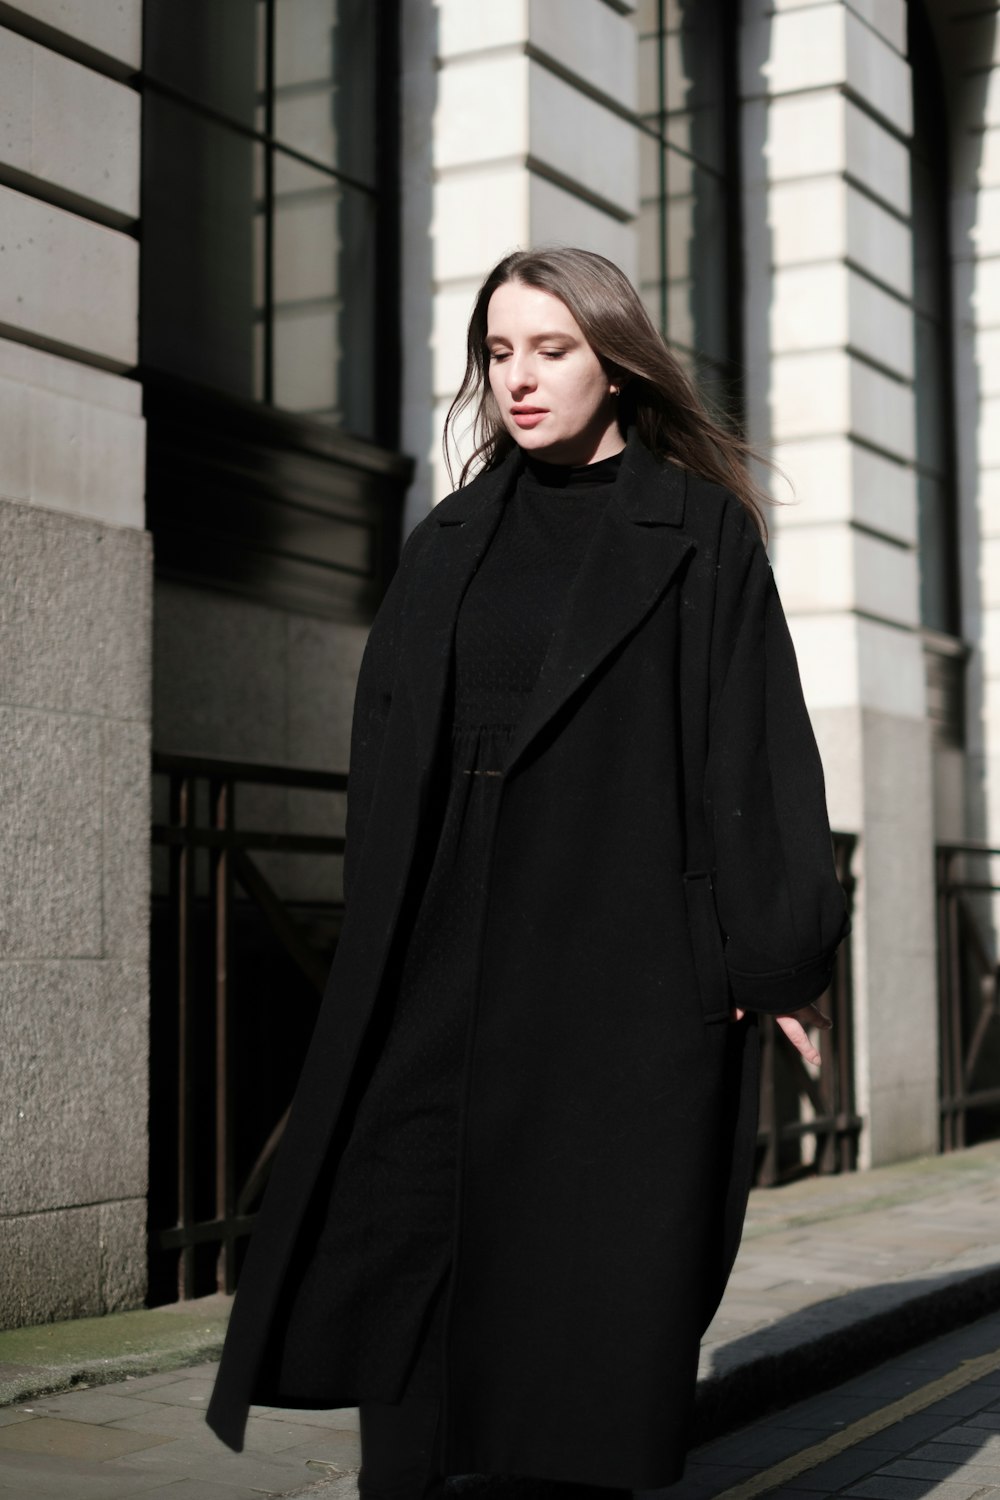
[0,1293,231,1407]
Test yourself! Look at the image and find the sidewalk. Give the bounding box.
[0,1141,998,1497]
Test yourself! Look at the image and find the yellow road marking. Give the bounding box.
[706,1343,1000,1500]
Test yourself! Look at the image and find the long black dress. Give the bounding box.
[281,450,625,1410]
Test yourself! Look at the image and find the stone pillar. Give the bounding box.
[941,7,1000,855]
[400,0,641,521]
[0,3,150,1324]
[741,0,939,1164]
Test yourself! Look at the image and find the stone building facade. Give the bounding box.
[1,0,996,1324]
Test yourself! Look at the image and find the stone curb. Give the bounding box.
[0,1294,231,1408]
[691,1259,1000,1447]
[3,1269,999,1427]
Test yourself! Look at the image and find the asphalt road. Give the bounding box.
[658,1306,1000,1500]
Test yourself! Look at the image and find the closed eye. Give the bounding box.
[486,348,569,362]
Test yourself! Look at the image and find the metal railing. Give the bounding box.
[149,752,347,1301]
[936,841,1000,1151]
[754,832,861,1186]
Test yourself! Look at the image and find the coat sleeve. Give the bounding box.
[342,516,433,910]
[703,509,850,1015]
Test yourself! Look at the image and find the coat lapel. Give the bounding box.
[398,447,520,775]
[501,433,693,776]
[398,430,694,781]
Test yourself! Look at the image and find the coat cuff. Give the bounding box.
[725,916,851,1015]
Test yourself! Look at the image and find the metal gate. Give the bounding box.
[149,752,346,1302]
[936,841,1000,1151]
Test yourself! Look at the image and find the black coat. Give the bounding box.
[206,428,849,1489]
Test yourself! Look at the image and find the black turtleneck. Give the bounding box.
[520,447,625,492]
[453,445,623,730]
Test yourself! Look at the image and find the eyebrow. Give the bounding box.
[485,330,577,346]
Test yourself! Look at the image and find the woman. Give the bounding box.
[206,247,849,1496]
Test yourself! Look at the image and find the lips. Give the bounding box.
[511,407,548,428]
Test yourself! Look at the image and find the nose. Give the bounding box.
[505,351,536,396]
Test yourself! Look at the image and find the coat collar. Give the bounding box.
[432,423,688,528]
[399,427,694,779]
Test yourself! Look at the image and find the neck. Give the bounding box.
[525,439,625,468]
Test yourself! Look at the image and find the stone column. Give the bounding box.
[741,0,939,1165]
[942,8,1000,855]
[0,3,150,1323]
[401,0,641,522]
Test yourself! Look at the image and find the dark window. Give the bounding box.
[909,0,965,749]
[141,0,394,445]
[139,0,409,623]
[638,0,743,419]
[909,0,961,641]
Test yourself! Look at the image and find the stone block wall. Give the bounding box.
[0,1,150,1327]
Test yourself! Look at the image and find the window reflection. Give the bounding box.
[142,96,261,400]
[272,0,377,187]
[270,156,375,428]
[142,0,387,441]
[144,0,258,125]
[638,0,741,421]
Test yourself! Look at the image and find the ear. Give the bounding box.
[606,364,630,397]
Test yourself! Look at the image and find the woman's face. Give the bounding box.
[485,281,623,465]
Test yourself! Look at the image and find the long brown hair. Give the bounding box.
[443,246,771,539]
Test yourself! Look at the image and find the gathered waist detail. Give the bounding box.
[450,723,517,739]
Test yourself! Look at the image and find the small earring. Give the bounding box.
[610,386,619,396]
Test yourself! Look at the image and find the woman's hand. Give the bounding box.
[730,1003,832,1066]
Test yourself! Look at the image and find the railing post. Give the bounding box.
[835,833,858,1174]
[757,1016,778,1186]
[947,858,965,1150]
[212,775,237,1294]
[173,772,198,1301]
[937,848,952,1152]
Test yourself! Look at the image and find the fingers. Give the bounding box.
[775,1009,831,1065]
[729,1003,832,1070]
[776,1014,821,1065]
